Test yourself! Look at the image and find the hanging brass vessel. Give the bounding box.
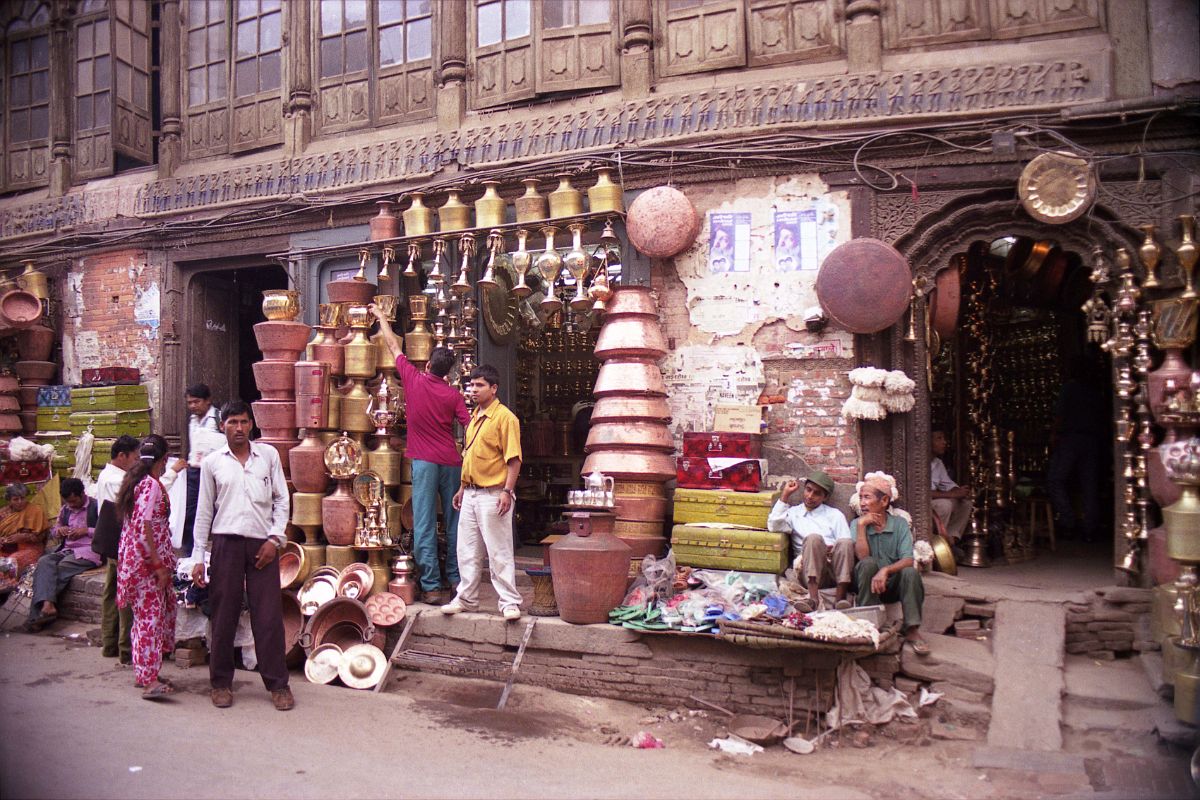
[427,239,446,284]
[474,180,506,229]
[1178,214,1198,300]
[1139,224,1162,290]
[339,379,375,433]
[402,192,434,236]
[564,223,591,311]
[587,168,624,214]
[548,174,583,219]
[451,235,475,296]
[404,295,434,363]
[342,306,378,379]
[438,189,471,233]
[516,178,548,224]
[511,229,533,298]
[403,242,422,278]
[536,226,564,312]
[17,261,49,301]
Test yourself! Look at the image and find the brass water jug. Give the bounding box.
[402,192,434,236]
[515,178,547,224]
[548,174,582,219]
[438,189,471,233]
[587,168,624,214]
[474,180,506,228]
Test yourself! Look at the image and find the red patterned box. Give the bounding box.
[681,432,763,460]
[82,367,140,386]
[675,457,764,492]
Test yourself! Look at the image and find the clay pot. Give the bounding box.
[251,400,297,434]
[0,375,19,396]
[585,421,674,454]
[604,286,658,317]
[17,410,36,434]
[289,432,330,494]
[549,512,632,625]
[0,395,20,413]
[592,359,668,398]
[0,290,43,328]
[257,437,299,474]
[17,386,38,407]
[252,361,296,400]
[253,321,311,361]
[322,481,361,546]
[625,186,700,259]
[326,279,377,305]
[593,316,669,361]
[581,449,676,482]
[14,361,57,385]
[370,200,401,241]
[15,326,54,362]
[590,396,672,424]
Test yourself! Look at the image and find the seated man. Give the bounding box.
[24,478,100,632]
[852,473,928,655]
[767,470,853,610]
[930,430,972,544]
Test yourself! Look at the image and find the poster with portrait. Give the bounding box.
[774,209,819,272]
[708,212,751,274]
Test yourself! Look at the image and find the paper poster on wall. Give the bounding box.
[707,212,751,274]
[774,209,819,272]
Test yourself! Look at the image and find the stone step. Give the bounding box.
[986,601,1066,752]
[1062,701,1157,734]
[1063,654,1161,710]
[900,631,994,693]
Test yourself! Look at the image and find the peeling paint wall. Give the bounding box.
[61,249,163,415]
[651,174,862,502]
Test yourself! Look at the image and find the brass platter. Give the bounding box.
[1018,152,1096,225]
[352,471,385,507]
[482,258,520,345]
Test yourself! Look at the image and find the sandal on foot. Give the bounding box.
[907,638,931,656]
[142,683,173,701]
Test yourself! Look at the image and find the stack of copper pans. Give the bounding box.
[251,291,308,476]
[582,286,673,559]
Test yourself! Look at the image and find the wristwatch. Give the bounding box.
[503,488,515,498]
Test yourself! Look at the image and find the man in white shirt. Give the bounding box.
[190,401,293,711]
[767,471,854,610]
[179,383,221,554]
[91,436,139,661]
[930,430,972,543]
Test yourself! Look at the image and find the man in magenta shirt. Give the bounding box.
[372,305,470,605]
[24,478,100,631]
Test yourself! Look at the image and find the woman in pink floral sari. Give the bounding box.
[115,435,177,700]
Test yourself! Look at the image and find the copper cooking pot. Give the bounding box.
[585,421,675,454]
[604,286,658,316]
[593,359,668,398]
[582,450,676,482]
[590,396,672,424]
[281,591,305,667]
[300,596,374,654]
[593,316,669,361]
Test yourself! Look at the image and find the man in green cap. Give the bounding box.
[767,470,854,611]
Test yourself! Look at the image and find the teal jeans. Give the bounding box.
[854,558,924,631]
[411,459,462,592]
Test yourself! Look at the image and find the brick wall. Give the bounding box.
[61,248,163,412]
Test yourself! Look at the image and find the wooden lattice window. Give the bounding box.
[469,0,619,110]
[4,1,51,190]
[314,0,434,135]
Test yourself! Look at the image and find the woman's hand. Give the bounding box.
[154,565,172,591]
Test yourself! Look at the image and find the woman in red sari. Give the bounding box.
[115,435,177,700]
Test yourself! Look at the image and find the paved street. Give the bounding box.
[1,626,1192,800]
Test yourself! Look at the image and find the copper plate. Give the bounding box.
[339,643,388,690]
[298,572,339,615]
[815,239,911,334]
[482,259,520,345]
[305,643,344,685]
[930,257,962,339]
[1018,151,1096,225]
[365,592,407,627]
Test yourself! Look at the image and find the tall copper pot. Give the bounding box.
[549,512,631,625]
[590,396,672,424]
[592,359,668,397]
[585,421,675,453]
[593,316,669,361]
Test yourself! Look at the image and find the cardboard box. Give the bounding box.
[713,404,765,435]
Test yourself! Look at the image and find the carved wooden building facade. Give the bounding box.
[1,0,1197,572]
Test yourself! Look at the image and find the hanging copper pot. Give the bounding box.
[625,186,700,259]
[590,396,672,424]
[581,450,676,482]
[593,316,669,360]
[585,421,675,453]
[815,238,912,335]
[592,358,668,397]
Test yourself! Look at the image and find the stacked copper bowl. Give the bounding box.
[252,290,307,476]
[0,372,21,437]
[583,285,674,558]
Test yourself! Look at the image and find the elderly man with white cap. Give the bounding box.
[767,470,854,611]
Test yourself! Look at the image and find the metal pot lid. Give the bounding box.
[365,592,407,627]
[338,643,388,690]
[815,238,912,334]
[305,643,344,685]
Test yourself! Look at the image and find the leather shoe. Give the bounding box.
[422,590,450,606]
[211,687,233,708]
[271,687,295,711]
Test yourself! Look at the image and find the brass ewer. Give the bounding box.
[536,226,564,312]
[1139,224,1162,290]
[342,304,378,379]
[438,188,471,233]
[1178,214,1198,300]
[564,223,591,311]
[475,180,506,228]
[402,192,433,236]
[515,178,547,224]
[511,229,533,298]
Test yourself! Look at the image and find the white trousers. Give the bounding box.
[932,497,973,542]
[453,487,522,611]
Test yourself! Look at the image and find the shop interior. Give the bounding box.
[928,237,1114,570]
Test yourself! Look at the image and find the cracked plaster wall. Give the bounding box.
[652,174,862,498]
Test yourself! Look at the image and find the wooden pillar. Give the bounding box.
[48,4,72,195]
[284,0,314,155]
[436,1,467,130]
[620,0,653,99]
[159,0,183,175]
[845,0,882,75]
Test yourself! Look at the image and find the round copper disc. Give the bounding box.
[365,592,407,627]
[930,259,961,339]
[815,238,912,334]
[626,186,700,259]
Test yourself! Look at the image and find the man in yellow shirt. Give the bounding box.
[442,364,524,621]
